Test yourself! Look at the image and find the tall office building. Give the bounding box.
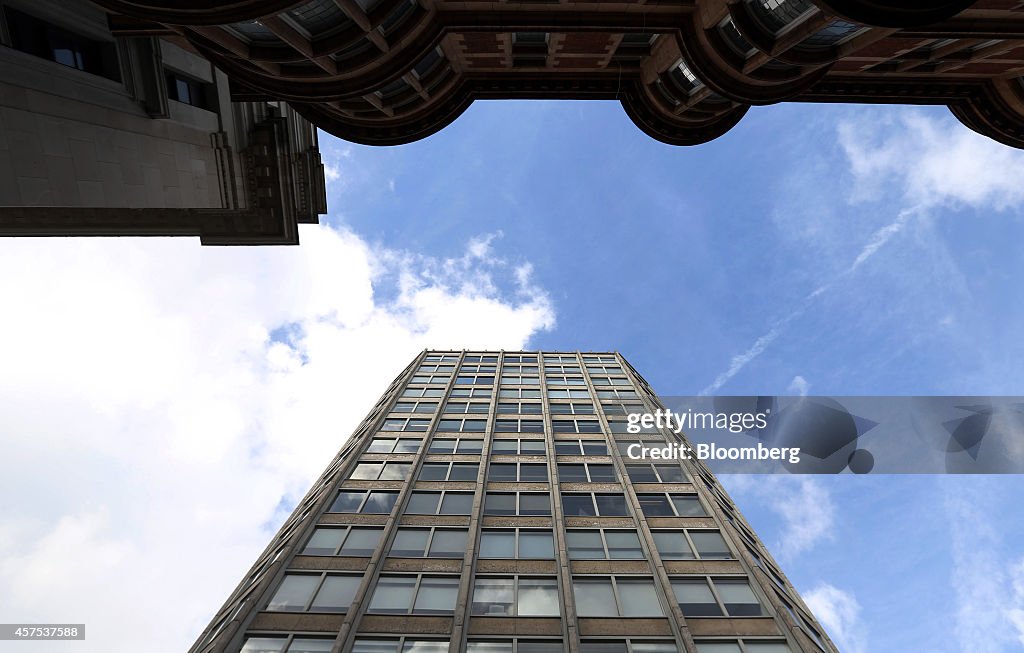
[0,0,327,244]
[79,0,1024,148]
[192,351,837,653]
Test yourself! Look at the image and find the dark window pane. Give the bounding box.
[595,495,629,516]
[639,494,674,517]
[485,493,516,515]
[656,465,687,482]
[519,493,551,515]
[582,442,608,455]
[489,463,518,482]
[587,464,616,482]
[562,495,596,516]
[419,463,449,481]
[626,465,659,482]
[520,464,548,482]
[330,491,365,513]
[558,464,588,482]
[449,463,479,481]
[406,492,441,514]
[310,576,359,612]
[439,492,473,514]
[671,495,706,516]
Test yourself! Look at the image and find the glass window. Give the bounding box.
[369,576,416,614]
[638,494,674,517]
[472,577,514,616]
[309,575,360,612]
[715,580,763,616]
[518,578,559,616]
[672,495,706,516]
[573,578,617,616]
[694,645,741,653]
[480,530,516,558]
[558,464,588,482]
[605,531,643,558]
[652,531,694,560]
[519,531,554,558]
[567,530,605,559]
[430,529,469,557]
[391,529,430,556]
[691,531,732,559]
[485,493,516,515]
[343,528,383,556]
[616,578,663,616]
[267,575,319,611]
[414,577,459,614]
[595,494,629,516]
[562,494,596,516]
[520,493,551,515]
[672,579,721,616]
[440,492,474,514]
[490,463,518,482]
[520,464,548,481]
[241,637,287,653]
[362,491,400,514]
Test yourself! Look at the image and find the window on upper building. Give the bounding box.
[460,363,496,374]
[443,400,490,414]
[488,462,548,482]
[597,389,639,400]
[350,462,411,481]
[451,387,492,398]
[471,576,560,616]
[500,388,542,399]
[419,462,479,482]
[464,355,498,363]
[5,7,121,81]
[549,402,594,414]
[436,418,486,432]
[366,437,422,454]
[497,401,543,414]
[402,387,444,398]
[405,491,474,515]
[484,492,551,516]
[566,529,644,559]
[671,578,764,617]
[266,573,361,612]
[368,575,460,615]
[554,439,609,456]
[389,528,469,557]
[557,463,617,483]
[329,490,400,514]
[572,577,664,617]
[467,640,563,653]
[652,530,733,560]
[552,419,602,433]
[491,438,546,455]
[428,437,484,454]
[694,642,792,653]
[302,526,384,556]
[381,417,430,432]
[503,355,537,363]
[561,493,629,517]
[479,529,555,559]
[625,463,688,483]
[456,374,495,386]
[637,493,706,517]
[391,400,438,413]
[495,418,544,433]
[580,640,680,653]
[351,639,450,653]
[548,389,591,399]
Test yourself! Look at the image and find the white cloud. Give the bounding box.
[945,480,1024,653]
[786,375,810,397]
[838,111,1024,210]
[1009,559,1024,647]
[721,476,834,559]
[0,224,554,652]
[804,583,867,653]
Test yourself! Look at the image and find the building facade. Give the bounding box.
[82,0,1024,148]
[0,0,327,244]
[192,351,837,653]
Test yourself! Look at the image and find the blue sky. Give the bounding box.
[2,98,1024,653]
[319,99,1024,652]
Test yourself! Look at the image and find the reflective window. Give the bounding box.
[302,526,384,556]
[567,529,643,559]
[471,577,559,616]
[266,573,360,612]
[405,491,474,515]
[479,529,555,559]
[389,528,468,557]
[368,575,460,615]
[485,492,551,516]
[573,577,664,617]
